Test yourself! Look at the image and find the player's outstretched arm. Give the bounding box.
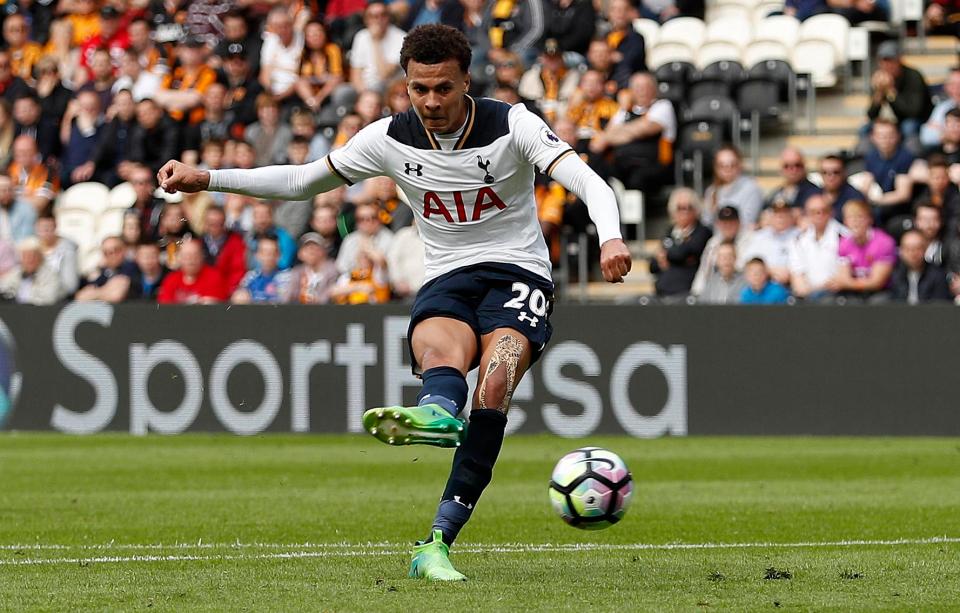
[157,156,345,201]
[550,154,632,283]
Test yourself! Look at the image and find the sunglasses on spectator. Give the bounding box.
[821,168,842,175]
[356,215,377,222]
[782,162,804,169]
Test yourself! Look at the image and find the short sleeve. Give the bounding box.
[349,30,370,69]
[876,233,898,264]
[509,104,576,176]
[326,118,390,185]
[647,99,676,142]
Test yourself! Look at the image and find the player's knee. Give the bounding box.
[419,346,470,373]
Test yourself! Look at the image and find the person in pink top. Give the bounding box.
[828,199,897,302]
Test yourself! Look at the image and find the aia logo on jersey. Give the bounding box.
[422,188,506,222]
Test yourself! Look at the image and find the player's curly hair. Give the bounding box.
[399,24,471,74]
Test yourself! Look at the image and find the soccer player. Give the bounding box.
[157,24,631,581]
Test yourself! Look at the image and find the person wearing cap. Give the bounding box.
[691,204,754,295]
[0,236,64,304]
[200,205,246,294]
[155,35,217,124]
[866,40,932,151]
[285,232,339,304]
[604,0,646,90]
[518,39,581,124]
[788,194,849,301]
[650,187,712,299]
[741,199,799,287]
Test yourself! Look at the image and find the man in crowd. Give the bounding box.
[742,200,799,287]
[285,232,339,304]
[0,237,63,304]
[349,1,404,93]
[248,201,296,270]
[75,236,141,302]
[766,147,819,211]
[818,155,865,222]
[866,41,932,151]
[862,119,915,228]
[201,206,247,295]
[828,200,897,302]
[890,229,952,303]
[789,194,848,301]
[232,235,291,304]
[691,205,752,295]
[158,238,228,304]
[134,241,168,300]
[336,201,394,275]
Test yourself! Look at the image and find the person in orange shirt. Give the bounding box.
[565,69,619,150]
[64,0,102,46]
[8,135,58,213]
[155,36,217,124]
[2,14,42,84]
[295,20,346,114]
[330,245,391,305]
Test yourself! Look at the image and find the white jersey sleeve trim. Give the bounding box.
[509,103,571,173]
[550,153,623,245]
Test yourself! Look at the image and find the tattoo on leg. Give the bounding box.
[478,334,524,412]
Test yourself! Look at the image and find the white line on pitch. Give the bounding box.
[1,536,957,566]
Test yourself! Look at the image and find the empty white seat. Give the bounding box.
[706,3,753,24]
[649,41,696,69]
[658,17,706,52]
[54,208,98,253]
[753,1,784,23]
[706,16,753,49]
[633,18,660,52]
[743,39,790,66]
[791,39,837,87]
[96,208,127,242]
[106,182,136,211]
[696,40,743,68]
[754,14,800,48]
[799,13,849,65]
[56,182,110,217]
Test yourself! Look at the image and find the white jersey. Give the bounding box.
[326,97,578,282]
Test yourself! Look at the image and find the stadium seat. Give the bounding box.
[54,208,98,255]
[749,59,797,120]
[752,0,784,23]
[689,60,746,102]
[753,15,800,48]
[107,182,136,211]
[743,40,790,66]
[658,80,686,109]
[696,41,742,69]
[657,17,706,53]
[633,18,660,52]
[655,60,696,84]
[607,177,645,243]
[687,95,740,143]
[799,13,849,67]
[706,3,753,25]
[791,39,837,88]
[56,182,110,217]
[705,17,753,49]
[676,119,725,193]
[649,42,696,69]
[96,208,127,243]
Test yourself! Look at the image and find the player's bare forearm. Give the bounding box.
[157,160,210,194]
[600,239,631,283]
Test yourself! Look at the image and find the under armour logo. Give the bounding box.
[453,496,474,510]
[517,311,539,327]
[476,155,494,184]
[405,162,423,176]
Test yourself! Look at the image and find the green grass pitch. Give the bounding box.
[1,434,959,611]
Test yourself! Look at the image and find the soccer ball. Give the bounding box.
[548,447,633,530]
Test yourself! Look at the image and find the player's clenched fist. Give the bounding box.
[157,160,211,194]
[600,238,632,283]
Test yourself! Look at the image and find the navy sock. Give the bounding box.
[429,409,508,545]
[417,366,468,417]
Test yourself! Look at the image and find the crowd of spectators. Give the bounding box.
[0,0,955,307]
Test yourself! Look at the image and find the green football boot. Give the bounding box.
[362,404,465,448]
[409,530,467,581]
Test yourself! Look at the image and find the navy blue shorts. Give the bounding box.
[408,263,555,375]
